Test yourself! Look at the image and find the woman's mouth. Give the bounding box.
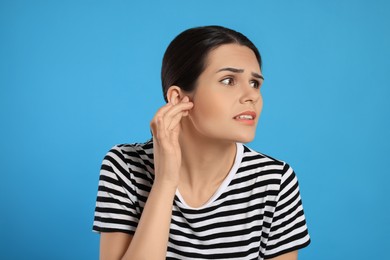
[233,111,256,125]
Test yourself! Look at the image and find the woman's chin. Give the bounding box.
[222,132,255,144]
[235,135,255,144]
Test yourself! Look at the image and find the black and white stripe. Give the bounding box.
[93,139,310,259]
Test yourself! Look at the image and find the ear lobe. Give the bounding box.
[167,86,182,105]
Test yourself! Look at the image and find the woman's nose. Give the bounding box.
[239,84,260,104]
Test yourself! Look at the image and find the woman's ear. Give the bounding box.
[167,86,183,105]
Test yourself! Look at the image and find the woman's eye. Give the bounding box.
[220,77,235,86]
[250,80,260,89]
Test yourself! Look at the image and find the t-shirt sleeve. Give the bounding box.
[92,146,140,235]
[264,163,311,259]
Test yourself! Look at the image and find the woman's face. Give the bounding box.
[185,43,264,143]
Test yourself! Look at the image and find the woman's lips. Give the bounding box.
[233,111,256,125]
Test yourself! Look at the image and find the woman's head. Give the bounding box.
[161,26,264,143]
[161,25,262,102]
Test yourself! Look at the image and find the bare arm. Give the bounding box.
[268,250,298,260]
[122,181,177,259]
[100,233,132,260]
[99,183,176,260]
[99,94,193,260]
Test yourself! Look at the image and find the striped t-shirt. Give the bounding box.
[93,139,310,259]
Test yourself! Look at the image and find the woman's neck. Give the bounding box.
[178,126,237,191]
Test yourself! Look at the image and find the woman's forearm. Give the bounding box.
[122,95,192,259]
[122,180,177,260]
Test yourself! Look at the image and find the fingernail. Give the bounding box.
[183,96,189,102]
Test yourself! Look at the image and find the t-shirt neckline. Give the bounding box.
[175,142,244,210]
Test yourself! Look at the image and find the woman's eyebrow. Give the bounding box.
[217,67,264,80]
[217,67,244,73]
[252,72,264,80]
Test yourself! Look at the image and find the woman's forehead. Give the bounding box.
[204,44,261,73]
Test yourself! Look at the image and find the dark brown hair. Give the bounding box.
[161,25,262,102]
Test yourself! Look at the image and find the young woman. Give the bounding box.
[93,25,310,260]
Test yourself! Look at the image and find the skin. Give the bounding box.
[99,44,298,260]
[176,44,263,207]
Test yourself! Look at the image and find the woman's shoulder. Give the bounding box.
[113,139,153,158]
[240,144,295,178]
[241,144,285,167]
[108,139,153,160]
[105,139,155,178]
[236,144,300,198]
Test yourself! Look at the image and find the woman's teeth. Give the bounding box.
[235,115,253,120]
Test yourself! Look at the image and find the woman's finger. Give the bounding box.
[150,98,193,140]
[150,103,173,134]
[163,100,193,123]
[153,102,174,120]
[167,110,187,131]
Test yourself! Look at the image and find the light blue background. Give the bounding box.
[1,0,389,259]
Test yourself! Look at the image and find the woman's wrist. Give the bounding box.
[152,177,178,195]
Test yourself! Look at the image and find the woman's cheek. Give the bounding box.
[189,101,224,137]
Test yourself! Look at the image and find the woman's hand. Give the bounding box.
[120,95,193,260]
[150,95,193,188]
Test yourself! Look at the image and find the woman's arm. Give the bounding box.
[99,94,193,260]
[100,233,133,260]
[268,250,298,260]
[99,182,177,260]
[121,181,177,259]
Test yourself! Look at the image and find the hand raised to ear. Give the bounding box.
[150,92,193,187]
